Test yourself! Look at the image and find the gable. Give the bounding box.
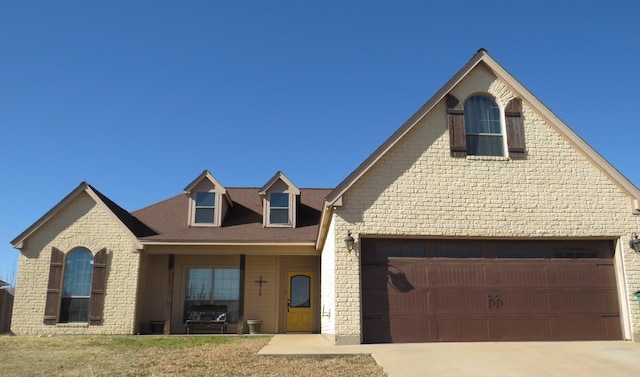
[12,183,146,251]
[341,84,633,234]
[16,191,141,254]
[316,49,640,249]
[323,50,640,213]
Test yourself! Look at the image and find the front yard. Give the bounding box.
[0,335,385,377]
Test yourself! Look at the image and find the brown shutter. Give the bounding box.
[89,248,107,325]
[505,98,526,158]
[446,94,466,157]
[44,247,64,325]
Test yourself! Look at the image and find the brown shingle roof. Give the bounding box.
[89,185,158,238]
[132,187,331,243]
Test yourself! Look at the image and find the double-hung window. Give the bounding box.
[269,193,290,225]
[194,192,216,224]
[464,94,503,156]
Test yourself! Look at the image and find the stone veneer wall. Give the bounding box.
[12,192,140,335]
[329,64,640,343]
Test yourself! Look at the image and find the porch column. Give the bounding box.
[164,254,175,335]
[237,254,246,334]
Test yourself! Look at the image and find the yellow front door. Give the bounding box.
[286,271,313,332]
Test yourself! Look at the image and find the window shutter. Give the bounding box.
[44,247,64,325]
[446,94,466,157]
[505,98,526,158]
[89,248,107,325]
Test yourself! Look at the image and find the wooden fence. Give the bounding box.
[0,288,14,333]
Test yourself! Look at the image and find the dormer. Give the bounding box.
[184,170,232,227]
[259,171,300,228]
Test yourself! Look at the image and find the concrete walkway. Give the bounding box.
[258,334,640,377]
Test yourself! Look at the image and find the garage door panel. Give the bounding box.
[390,316,435,343]
[550,316,621,340]
[361,265,389,289]
[362,288,390,316]
[362,318,391,343]
[548,289,619,313]
[438,318,488,342]
[391,263,429,287]
[434,290,488,315]
[429,264,485,287]
[546,264,612,287]
[486,264,547,287]
[598,264,617,287]
[363,316,436,343]
[488,317,551,341]
[491,291,549,314]
[388,289,432,314]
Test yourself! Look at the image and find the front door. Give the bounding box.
[286,271,313,332]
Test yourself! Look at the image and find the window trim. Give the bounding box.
[60,248,94,323]
[268,192,291,226]
[463,94,506,157]
[192,191,217,226]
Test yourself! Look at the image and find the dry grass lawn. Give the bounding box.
[0,335,386,377]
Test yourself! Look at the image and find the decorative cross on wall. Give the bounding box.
[254,276,267,296]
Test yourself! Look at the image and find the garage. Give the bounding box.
[361,238,622,343]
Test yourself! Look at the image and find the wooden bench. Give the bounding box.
[185,305,228,334]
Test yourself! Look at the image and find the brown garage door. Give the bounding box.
[361,238,622,343]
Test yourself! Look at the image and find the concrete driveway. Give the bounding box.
[258,335,640,377]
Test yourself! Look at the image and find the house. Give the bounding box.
[9,49,640,343]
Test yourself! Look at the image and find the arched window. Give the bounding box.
[464,94,503,156]
[60,248,94,322]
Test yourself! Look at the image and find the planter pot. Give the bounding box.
[247,319,262,334]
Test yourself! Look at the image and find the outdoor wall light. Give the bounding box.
[344,230,355,252]
[630,232,640,253]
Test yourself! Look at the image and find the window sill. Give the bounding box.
[466,155,510,161]
[189,223,218,227]
[57,322,89,328]
[265,223,293,228]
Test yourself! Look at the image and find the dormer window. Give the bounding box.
[260,171,300,228]
[185,170,232,227]
[194,192,216,224]
[269,193,290,225]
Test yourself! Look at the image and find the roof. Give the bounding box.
[133,187,331,244]
[12,181,331,248]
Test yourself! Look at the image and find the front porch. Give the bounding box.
[136,252,320,335]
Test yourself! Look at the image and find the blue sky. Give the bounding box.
[1,1,639,284]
